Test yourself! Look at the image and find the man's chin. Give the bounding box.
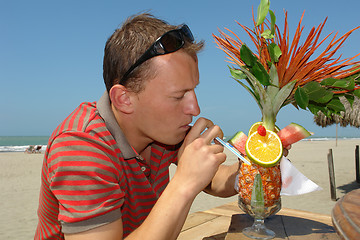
[157,132,187,146]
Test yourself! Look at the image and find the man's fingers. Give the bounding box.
[201,125,224,144]
[186,118,221,144]
[190,118,214,136]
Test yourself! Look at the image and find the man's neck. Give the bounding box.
[111,104,153,160]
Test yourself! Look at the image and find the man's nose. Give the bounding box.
[185,91,200,116]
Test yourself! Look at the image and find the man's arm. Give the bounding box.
[65,119,226,240]
[129,121,226,239]
[65,176,193,240]
[65,219,124,240]
[204,161,239,197]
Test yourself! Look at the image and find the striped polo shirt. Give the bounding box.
[35,92,179,239]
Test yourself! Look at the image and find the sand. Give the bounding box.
[0,152,43,239]
[1,139,359,239]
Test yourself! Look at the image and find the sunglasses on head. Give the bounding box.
[119,24,194,85]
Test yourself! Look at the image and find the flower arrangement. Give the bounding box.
[213,0,360,131]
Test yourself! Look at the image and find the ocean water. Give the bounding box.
[1,135,358,152]
[0,136,49,152]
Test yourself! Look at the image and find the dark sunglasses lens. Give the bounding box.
[181,25,194,42]
[160,31,184,52]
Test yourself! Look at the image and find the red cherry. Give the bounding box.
[257,125,266,136]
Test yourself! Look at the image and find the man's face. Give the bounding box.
[132,50,200,145]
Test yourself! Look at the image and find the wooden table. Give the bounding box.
[179,201,338,240]
[332,188,360,239]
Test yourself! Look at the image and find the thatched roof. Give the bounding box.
[314,96,360,128]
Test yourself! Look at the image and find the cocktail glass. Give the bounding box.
[238,163,281,239]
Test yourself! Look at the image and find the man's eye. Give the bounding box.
[174,95,184,100]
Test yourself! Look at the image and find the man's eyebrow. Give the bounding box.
[170,80,200,93]
[172,85,199,93]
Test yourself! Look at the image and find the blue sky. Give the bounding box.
[1,0,360,138]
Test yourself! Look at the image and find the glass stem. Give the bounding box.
[253,217,265,231]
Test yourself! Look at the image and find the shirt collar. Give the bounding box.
[97,91,138,160]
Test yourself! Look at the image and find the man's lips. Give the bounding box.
[181,124,191,129]
[180,123,192,131]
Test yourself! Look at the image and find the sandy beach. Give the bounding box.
[0,139,359,239]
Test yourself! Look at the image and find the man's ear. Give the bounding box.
[109,84,133,113]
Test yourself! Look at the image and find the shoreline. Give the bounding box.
[1,139,359,239]
[1,137,360,153]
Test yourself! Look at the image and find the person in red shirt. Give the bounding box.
[35,13,239,240]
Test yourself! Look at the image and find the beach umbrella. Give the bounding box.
[314,96,360,128]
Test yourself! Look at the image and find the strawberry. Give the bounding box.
[257,125,266,136]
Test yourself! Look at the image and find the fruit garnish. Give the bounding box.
[245,130,283,167]
[248,122,279,136]
[277,122,312,148]
[257,125,266,136]
[228,131,248,155]
[248,122,263,136]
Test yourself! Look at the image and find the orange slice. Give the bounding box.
[245,130,283,167]
[248,122,280,136]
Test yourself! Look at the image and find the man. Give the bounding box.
[35,13,239,240]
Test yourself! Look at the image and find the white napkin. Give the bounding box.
[280,157,322,196]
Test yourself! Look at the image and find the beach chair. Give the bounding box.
[25,145,35,153]
[34,145,42,153]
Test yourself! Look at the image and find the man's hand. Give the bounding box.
[283,144,291,157]
[175,117,226,197]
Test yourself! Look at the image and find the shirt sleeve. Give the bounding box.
[46,131,125,234]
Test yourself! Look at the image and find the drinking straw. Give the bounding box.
[188,123,250,165]
[215,137,251,165]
